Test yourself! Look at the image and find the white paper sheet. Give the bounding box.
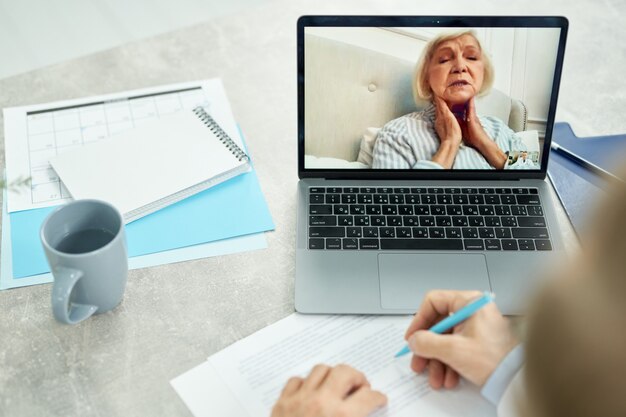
[171,314,496,417]
[3,79,239,213]
[49,109,250,222]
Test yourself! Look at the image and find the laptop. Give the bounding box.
[295,15,569,315]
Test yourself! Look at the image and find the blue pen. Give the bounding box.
[394,291,495,358]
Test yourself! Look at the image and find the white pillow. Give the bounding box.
[514,130,540,152]
[304,155,368,169]
[356,127,381,167]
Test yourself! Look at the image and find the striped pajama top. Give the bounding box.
[371,104,536,170]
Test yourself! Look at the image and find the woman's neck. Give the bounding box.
[449,102,467,118]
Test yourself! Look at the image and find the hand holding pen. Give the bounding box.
[400,290,519,389]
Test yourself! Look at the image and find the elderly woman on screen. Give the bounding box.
[372,30,535,170]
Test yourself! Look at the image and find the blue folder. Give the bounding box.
[551,123,626,175]
[548,122,626,238]
[11,167,274,278]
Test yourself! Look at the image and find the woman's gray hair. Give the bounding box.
[412,30,494,104]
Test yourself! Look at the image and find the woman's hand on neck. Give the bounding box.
[459,97,508,169]
[431,96,463,169]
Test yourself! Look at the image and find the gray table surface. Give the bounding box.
[0,0,624,416]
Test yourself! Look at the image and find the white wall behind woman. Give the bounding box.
[308,26,561,135]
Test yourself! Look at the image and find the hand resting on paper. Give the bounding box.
[270,364,387,417]
[404,290,518,389]
[270,290,516,416]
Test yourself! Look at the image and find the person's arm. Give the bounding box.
[373,99,464,170]
[404,290,519,389]
[481,344,525,405]
[431,141,463,169]
[473,138,508,169]
[496,367,526,417]
[373,117,447,169]
[463,98,508,169]
[271,364,387,417]
[431,97,463,169]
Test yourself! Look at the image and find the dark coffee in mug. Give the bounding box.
[56,228,116,254]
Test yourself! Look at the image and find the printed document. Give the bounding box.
[171,314,496,417]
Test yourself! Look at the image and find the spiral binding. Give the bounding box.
[192,106,249,162]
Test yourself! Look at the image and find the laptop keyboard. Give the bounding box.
[308,187,552,251]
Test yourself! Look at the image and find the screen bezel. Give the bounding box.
[297,15,568,180]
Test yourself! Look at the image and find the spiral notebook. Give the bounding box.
[50,107,251,223]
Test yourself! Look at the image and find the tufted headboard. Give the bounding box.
[304,34,528,161]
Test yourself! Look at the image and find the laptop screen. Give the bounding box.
[298,16,568,178]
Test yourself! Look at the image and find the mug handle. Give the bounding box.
[51,267,98,324]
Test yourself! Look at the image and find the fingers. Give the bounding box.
[434,97,453,119]
[408,330,466,365]
[411,354,428,374]
[434,95,445,110]
[342,386,388,417]
[274,365,383,417]
[281,376,304,396]
[323,364,369,397]
[302,364,332,390]
[426,361,460,390]
[412,357,460,390]
[428,359,446,389]
[434,97,455,122]
[433,97,464,148]
[444,367,460,389]
[404,290,482,340]
[467,97,477,121]
[303,364,370,396]
[434,97,444,121]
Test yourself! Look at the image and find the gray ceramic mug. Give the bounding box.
[40,199,128,325]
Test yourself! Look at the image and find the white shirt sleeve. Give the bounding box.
[481,344,525,405]
[497,368,526,417]
[413,160,444,169]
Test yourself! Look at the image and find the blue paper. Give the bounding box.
[10,169,274,278]
[552,122,626,176]
[1,187,268,289]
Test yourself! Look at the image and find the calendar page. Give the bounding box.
[3,80,226,213]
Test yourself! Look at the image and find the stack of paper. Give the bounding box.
[1,79,275,290]
[171,313,496,417]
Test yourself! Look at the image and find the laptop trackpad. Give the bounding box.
[378,254,491,310]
